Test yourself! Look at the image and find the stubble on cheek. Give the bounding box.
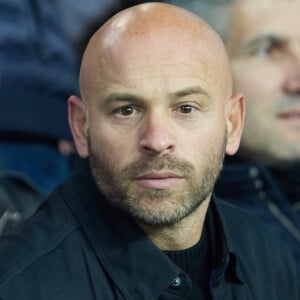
[88,133,226,226]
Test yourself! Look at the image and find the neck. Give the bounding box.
[138,197,210,251]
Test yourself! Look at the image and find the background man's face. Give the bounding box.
[85,27,232,226]
[226,0,300,166]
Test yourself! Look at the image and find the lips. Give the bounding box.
[136,171,184,189]
[277,108,300,127]
[138,171,182,179]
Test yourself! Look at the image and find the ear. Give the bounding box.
[225,93,245,156]
[68,95,89,158]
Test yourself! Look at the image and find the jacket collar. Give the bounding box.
[64,169,244,297]
[64,169,184,299]
[207,197,245,285]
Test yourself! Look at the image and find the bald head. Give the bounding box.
[68,3,245,212]
[79,2,232,102]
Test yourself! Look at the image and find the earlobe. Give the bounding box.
[225,93,245,156]
[68,95,89,158]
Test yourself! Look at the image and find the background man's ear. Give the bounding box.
[68,95,89,158]
[225,93,245,156]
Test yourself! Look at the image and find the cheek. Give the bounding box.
[242,101,273,143]
[180,119,226,164]
[231,60,282,104]
[89,122,138,169]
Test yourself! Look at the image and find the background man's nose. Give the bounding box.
[282,43,300,95]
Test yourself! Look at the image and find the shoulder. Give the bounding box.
[216,196,269,227]
[214,197,298,275]
[213,197,299,298]
[214,196,297,260]
[0,182,80,289]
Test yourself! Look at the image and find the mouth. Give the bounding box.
[135,171,184,190]
[277,109,300,127]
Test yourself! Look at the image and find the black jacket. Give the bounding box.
[215,157,300,272]
[0,169,298,299]
[0,171,44,235]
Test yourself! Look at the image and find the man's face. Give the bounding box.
[75,22,239,226]
[227,0,300,166]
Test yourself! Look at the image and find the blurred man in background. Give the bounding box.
[0,0,79,233]
[167,0,300,270]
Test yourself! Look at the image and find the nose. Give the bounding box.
[139,113,176,156]
[282,41,300,94]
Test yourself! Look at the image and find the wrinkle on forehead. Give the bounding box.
[79,3,232,101]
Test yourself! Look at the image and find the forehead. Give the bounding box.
[230,0,300,41]
[89,28,230,100]
[106,29,214,75]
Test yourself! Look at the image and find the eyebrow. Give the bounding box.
[172,86,210,98]
[102,85,210,107]
[242,34,286,51]
[103,92,144,106]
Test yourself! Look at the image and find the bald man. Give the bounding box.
[0,3,298,300]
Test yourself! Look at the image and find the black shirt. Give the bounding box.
[165,223,212,299]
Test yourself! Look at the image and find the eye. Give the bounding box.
[111,105,144,123]
[118,106,134,116]
[177,104,197,114]
[113,105,136,117]
[254,44,274,58]
[250,39,283,58]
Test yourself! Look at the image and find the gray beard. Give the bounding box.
[88,135,226,226]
